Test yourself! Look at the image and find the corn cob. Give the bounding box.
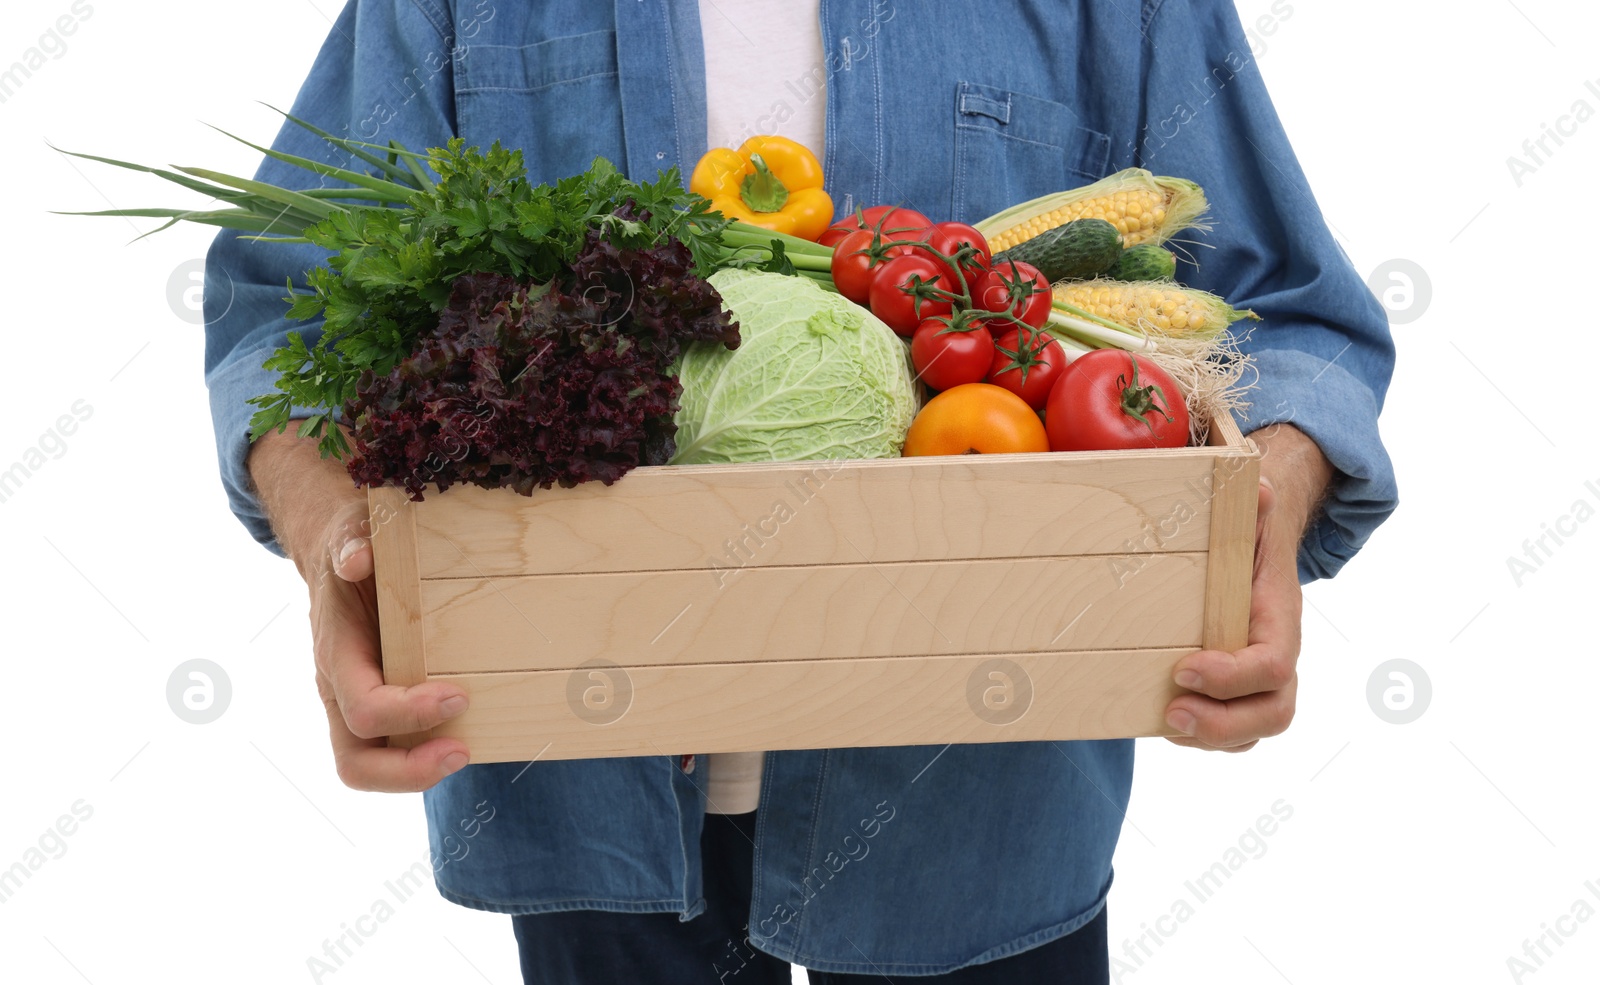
[976,169,1208,253]
[1053,278,1257,340]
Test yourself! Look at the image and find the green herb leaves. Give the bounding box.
[56,113,805,462]
[245,139,731,458]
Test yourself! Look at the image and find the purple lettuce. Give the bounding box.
[344,226,738,499]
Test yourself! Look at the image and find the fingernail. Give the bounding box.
[439,694,469,719]
[1167,710,1196,735]
[336,537,363,567]
[1175,670,1202,690]
[441,752,469,775]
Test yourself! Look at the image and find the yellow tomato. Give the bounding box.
[902,384,1050,456]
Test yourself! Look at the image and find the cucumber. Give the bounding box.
[992,218,1121,282]
[1111,243,1178,281]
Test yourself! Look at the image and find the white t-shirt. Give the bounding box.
[696,0,825,816]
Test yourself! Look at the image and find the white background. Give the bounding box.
[3,1,1597,983]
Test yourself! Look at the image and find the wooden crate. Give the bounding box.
[370,414,1260,763]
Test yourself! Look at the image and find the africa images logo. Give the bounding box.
[1504,477,1600,587]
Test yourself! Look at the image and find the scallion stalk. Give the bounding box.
[1046,307,1158,354]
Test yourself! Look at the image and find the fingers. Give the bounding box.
[1253,477,1277,562]
[305,513,470,790]
[1174,639,1297,702]
[1164,735,1259,754]
[319,673,471,793]
[1258,476,1277,512]
[1165,675,1298,750]
[1166,476,1304,749]
[325,502,375,584]
[337,677,472,741]
[311,575,468,741]
[333,535,374,584]
[1174,578,1299,703]
[1175,489,1303,697]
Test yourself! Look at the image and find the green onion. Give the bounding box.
[53,114,842,292]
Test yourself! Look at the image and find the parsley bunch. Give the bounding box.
[264,141,731,457]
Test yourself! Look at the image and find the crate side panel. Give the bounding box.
[412,454,1221,579]
[1202,451,1261,652]
[426,647,1189,762]
[371,486,427,684]
[419,553,1206,673]
[370,486,431,749]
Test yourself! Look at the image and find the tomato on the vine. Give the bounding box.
[864,204,932,229]
[830,228,885,304]
[830,217,934,304]
[975,259,1052,329]
[820,205,932,247]
[853,205,933,233]
[919,221,992,293]
[1045,349,1190,451]
[817,226,853,248]
[868,254,958,337]
[987,327,1065,410]
[910,315,994,392]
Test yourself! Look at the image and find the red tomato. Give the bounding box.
[824,205,932,248]
[830,228,884,304]
[987,328,1065,410]
[918,222,992,293]
[868,255,958,337]
[817,226,854,248]
[910,317,994,392]
[1045,350,1190,451]
[975,260,1052,329]
[848,205,933,233]
[830,227,926,305]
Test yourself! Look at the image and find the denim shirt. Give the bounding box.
[203,0,1397,975]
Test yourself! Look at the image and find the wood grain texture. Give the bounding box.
[369,406,1254,757]
[1200,450,1261,653]
[427,647,1192,763]
[1207,406,1248,449]
[420,553,1207,673]
[412,451,1226,579]
[369,486,430,749]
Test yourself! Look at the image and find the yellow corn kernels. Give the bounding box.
[977,169,1208,254]
[1054,279,1256,339]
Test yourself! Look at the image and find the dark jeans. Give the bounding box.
[512,810,1109,984]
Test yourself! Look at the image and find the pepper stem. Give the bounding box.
[739,154,790,213]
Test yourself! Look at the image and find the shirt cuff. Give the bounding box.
[205,347,322,559]
[1230,347,1400,584]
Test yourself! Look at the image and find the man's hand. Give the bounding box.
[250,428,472,791]
[1164,423,1333,751]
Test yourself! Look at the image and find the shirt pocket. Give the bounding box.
[454,30,624,181]
[950,81,1112,225]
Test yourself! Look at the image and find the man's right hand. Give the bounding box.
[249,428,471,792]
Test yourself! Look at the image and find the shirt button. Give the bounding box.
[679,754,696,774]
[656,151,666,160]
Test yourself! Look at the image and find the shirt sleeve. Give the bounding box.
[1136,0,1399,583]
[202,0,458,556]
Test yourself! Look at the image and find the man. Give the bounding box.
[205,1,1397,981]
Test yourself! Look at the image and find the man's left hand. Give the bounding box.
[1164,423,1333,752]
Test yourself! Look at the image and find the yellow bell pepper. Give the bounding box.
[689,136,834,242]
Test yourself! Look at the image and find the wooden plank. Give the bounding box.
[412,451,1226,579]
[420,553,1207,673]
[1200,449,1261,653]
[369,487,430,749]
[1207,406,1249,449]
[427,647,1191,762]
